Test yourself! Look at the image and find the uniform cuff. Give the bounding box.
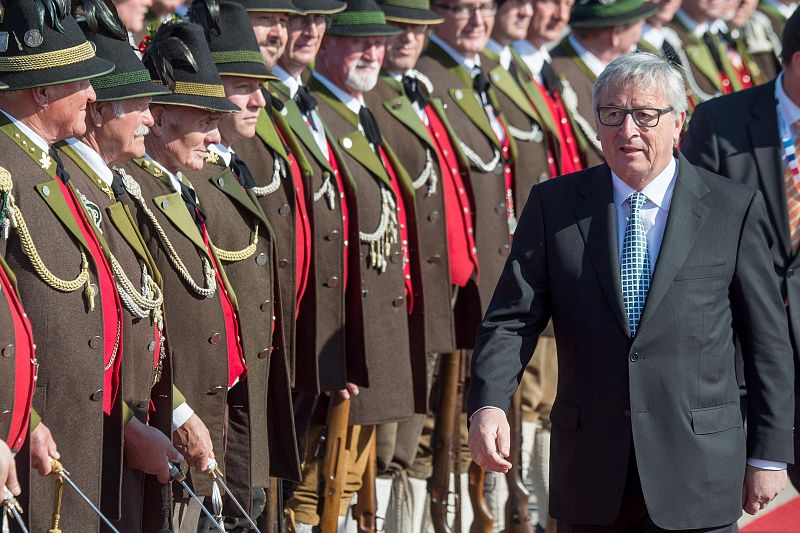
[29,408,40,432]
[122,402,134,425]
[172,384,187,411]
[172,402,194,431]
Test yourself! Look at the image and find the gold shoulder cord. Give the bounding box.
[0,166,95,309]
[113,166,217,299]
[211,223,259,263]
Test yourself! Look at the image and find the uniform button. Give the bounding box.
[218,177,225,187]
[41,185,50,197]
[89,336,102,349]
[209,332,222,345]
[428,210,440,222]
[255,253,268,266]
[495,204,506,215]
[207,385,225,395]
[260,299,271,312]
[161,200,169,209]
[325,276,339,288]
[0,410,9,421]
[428,255,441,265]
[258,348,273,359]
[392,296,405,307]
[624,409,631,418]
[1,344,13,358]
[499,244,511,257]
[561,117,568,124]
[90,390,104,402]
[323,171,331,179]
[325,229,339,241]
[279,258,289,268]
[137,400,149,409]
[630,352,639,362]
[278,204,291,216]
[390,251,402,264]
[148,341,156,353]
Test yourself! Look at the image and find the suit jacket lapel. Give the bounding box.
[153,191,210,255]
[450,86,501,149]
[637,156,710,333]
[382,95,436,152]
[283,98,332,172]
[36,179,90,250]
[208,164,272,230]
[510,48,560,136]
[747,81,790,257]
[255,107,288,160]
[574,165,628,335]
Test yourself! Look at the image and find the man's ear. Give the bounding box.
[30,86,49,107]
[149,105,166,136]
[87,102,104,128]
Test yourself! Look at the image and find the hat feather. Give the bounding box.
[187,0,221,39]
[26,0,71,33]
[71,0,127,40]
[143,21,199,92]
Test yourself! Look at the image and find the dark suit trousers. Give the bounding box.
[557,451,738,533]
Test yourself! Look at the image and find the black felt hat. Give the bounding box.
[569,0,659,28]
[292,0,346,15]
[0,0,114,90]
[74,0,170,101]
[188,0,276,79]
[378,0,443,24]
[142,20,240,112]
[326,0,402,36]
[230,0,302,13]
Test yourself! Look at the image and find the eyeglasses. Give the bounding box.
[595,105,674,128]
[437,2,498,20]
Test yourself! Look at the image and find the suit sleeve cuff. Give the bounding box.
[469,405,505,422]
[29,408,40,433]
[122,402,135,425]
[172,402,194,431]
[747,458,787,470]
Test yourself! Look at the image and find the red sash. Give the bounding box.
[0,266,35,451]
[424,107,478,287]
[532,78,584,175]
[57,180,124,415]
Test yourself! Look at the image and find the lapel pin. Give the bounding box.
[23,29,43,48]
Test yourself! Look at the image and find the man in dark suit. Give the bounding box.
[683,9,800,493]
[468,52,794,531]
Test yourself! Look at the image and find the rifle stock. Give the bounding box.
[504,388,533,533]
[467,462,493,533]
[319,396,351,533]
[431,351,464,533]
[353,433,377,533]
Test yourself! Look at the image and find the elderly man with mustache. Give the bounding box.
[56,1,184,530]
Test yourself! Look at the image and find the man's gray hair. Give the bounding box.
[592,52,688,115]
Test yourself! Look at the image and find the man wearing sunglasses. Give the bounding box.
[468,52,794,532]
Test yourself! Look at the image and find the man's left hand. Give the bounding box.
[742,465,787,514]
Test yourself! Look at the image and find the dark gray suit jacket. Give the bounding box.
[467,154,794,529]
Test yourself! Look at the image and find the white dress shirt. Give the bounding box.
[486,38,513,70]
[276,65,328,155]
[65,139,114,187]
[641,24,666,50]
[387,69,429,123]
[567,33,609,78]
[1,110,50,153]
[512,39,551,85]
[776,72,800,139]
[208,142,234,167]
[674,10,724,37]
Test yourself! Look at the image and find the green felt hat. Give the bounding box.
[325,0,402,36]
[570,0,659,28]
[292,0,347,15]
[377,0,443,24]
[231,0,302,13]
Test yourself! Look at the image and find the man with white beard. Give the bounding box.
[284,1,422,531]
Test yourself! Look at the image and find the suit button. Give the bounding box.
[218,177,226,187]
[1,344,13,358]
[260,299,271,312]
[207,386,225,395]
[279,258,289,268]
[255,253,268,266]
[89,336,102,349]
[630,352,639,362]
[390,251,402,264]
[427,254,441,265]
[624,409,631,418]
[392,296,405,307]
[278,204,291,216]
[787,269,795,278]
[325,229,339,241]
[137,400,149,409]
[209,332,222,345]
[90,390,104,402]
[499,244,511,257]
[494,204,506,215]
[258,348,272,359]
[428,210,440,222]
[325,276,339,288]
[148,341,157,353]
[0,410,9,421]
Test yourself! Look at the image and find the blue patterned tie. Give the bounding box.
[621,192,651,336]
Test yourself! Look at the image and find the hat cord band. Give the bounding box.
[0,41,95,72]
[156,80,226,98]
[211,50,265,65]
[332,11,388,25]
[92,69,153,89]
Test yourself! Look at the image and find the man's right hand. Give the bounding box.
[125,418,184,483]
[468,408,512,473]
[337,382,360,400]
[0,440,20,496]
[173,413,214,472]
[30,422,59,476]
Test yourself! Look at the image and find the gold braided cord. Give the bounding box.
[114,166,217,299]
[212,224,259,262]
[109,250,164,317]
[0,42,96,72]
[4,192,91,294]
[156,80,226,98]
